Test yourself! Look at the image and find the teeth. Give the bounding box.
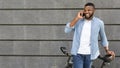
[86,14,89,15]
[86,14,89,16]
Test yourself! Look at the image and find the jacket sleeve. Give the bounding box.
[99,21,109,47]
[64,22,75,33]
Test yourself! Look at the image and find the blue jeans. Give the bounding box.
[73,54,92,68]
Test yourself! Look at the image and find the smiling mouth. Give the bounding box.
[85,13,89,16]
[85,14,90,17]
[84,13,93,19]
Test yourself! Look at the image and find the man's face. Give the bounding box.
[84,6,95,20]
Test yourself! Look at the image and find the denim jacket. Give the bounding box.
[64,17,108,60]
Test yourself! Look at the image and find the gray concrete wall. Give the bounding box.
[0,0,119,68]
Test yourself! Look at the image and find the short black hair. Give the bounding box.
[84,2,95,9]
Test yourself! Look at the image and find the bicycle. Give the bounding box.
[60,47,114,68]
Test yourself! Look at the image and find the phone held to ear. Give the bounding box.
[80,13,85,17]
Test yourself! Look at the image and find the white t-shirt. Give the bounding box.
[77,20,91,54]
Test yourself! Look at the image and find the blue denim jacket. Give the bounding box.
[64,17,108,60]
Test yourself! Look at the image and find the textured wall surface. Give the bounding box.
[0,0,120,68]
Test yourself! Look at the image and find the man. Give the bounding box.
[64,2,115,68]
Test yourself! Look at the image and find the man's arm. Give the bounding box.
[70,11,84,27]
[99,21,115,56]
[64,11,84,33]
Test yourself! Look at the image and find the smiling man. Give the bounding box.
[64,2,115,68]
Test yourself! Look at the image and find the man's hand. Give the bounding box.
[104,46,115,59]
[106,50,115,59]
[77,10,84,19]
[70,10,84,27]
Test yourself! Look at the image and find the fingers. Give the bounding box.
[107,51,115,57]
[79,10,84,16]
[110,51,115,56]
[77,10,84,19]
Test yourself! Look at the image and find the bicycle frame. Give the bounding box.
[60,47,113,68]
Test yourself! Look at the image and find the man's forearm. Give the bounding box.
[70,11,84,27]
[104,46,115,57]
[70,17,79,27]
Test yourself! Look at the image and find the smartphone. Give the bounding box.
[83,13,85,17]
[80,13,85,17]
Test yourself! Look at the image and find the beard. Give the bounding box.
[85,13,94,20]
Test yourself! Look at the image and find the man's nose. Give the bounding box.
[84,11,89,13]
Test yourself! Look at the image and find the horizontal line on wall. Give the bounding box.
[0,39,72,41]
[0,24,65,26]
[0,8,120,10]
[0,39,120,41]
[105,24,120,25]
[0,55,67,57]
